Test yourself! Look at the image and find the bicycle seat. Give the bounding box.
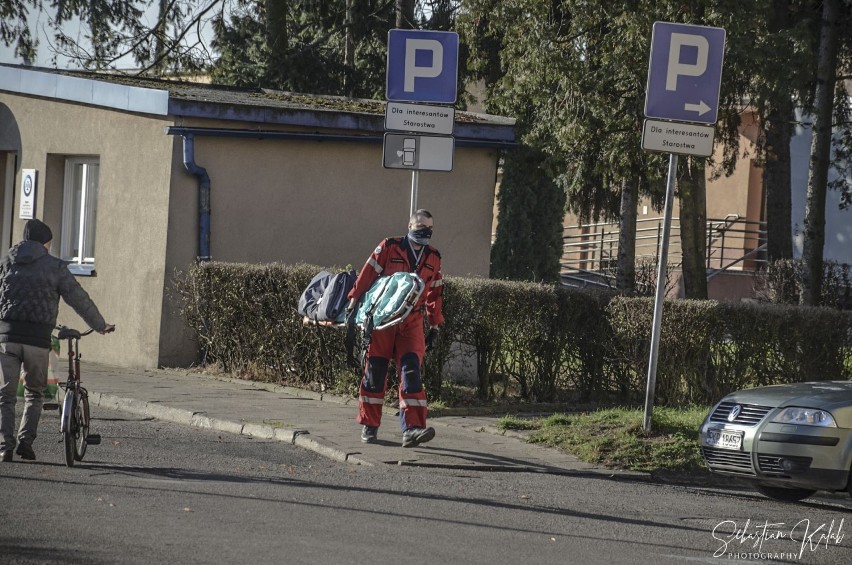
[57,327,82,340]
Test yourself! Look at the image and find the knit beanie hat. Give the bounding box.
[23,219,53,244]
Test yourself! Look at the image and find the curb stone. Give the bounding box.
[92,393,364,466]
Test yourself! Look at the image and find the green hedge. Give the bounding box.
[175,262,852,406]
[176,262,358,391]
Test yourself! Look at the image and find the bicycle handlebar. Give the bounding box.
[54,325,96,338]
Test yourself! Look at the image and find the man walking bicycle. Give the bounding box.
[0,219,114,462]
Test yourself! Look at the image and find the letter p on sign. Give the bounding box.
[666,33,709,91]
[404,39,443,92]
[387,29,459,104]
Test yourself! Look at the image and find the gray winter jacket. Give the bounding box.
[0,240,106,349]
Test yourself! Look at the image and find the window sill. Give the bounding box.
[67,264,96,277]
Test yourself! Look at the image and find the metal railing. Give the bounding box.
[561,215,767,287]
[705,215,768,279]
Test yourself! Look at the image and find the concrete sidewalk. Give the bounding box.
[78,363,634,477]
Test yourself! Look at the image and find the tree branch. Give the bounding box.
[136,0,222,75]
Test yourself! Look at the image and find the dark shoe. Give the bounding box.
[15,443,35,461]
[402,427,435,448]
[360,425,378,444]
[0,450,12,462]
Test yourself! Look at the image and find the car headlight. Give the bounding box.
[771,407,837,427]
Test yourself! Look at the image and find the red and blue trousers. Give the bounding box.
[357,314,427,431]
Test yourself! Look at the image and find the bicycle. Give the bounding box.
[53,325,101,467]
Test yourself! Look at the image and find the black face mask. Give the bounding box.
[408,227,433,246]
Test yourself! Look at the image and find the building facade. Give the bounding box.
[0,64,515,367]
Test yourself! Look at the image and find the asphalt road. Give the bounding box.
[1,407,850,565]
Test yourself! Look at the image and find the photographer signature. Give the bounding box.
[712,518,845,558]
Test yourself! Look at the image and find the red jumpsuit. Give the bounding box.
[348,237,444,431]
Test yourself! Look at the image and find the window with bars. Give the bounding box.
[61,157,99,274]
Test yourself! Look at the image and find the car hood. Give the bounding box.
[726,381,852,412]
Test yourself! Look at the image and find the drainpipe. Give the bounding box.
[181,134,211,261]
[181,134,212,366]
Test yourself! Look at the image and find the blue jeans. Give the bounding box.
[0,342,49,451]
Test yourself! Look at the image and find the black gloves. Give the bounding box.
[425,328,439,352]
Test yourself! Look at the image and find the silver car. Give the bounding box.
[699,381,852,501]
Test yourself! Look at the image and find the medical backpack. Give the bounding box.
[297,269,357,323]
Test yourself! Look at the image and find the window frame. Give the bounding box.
[60,157,100,275]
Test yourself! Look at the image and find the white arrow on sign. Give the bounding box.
[683,100,711,116]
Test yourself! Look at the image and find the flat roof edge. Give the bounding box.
[169,99,516,143]
[0,65,169,116]
[0,64,515,142]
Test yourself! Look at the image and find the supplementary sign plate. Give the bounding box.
[385,102,455,135]
[642,119,716,157]
[383,133,454,171]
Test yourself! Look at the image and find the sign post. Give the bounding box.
[384,29,459,215]
[641,22,725,433]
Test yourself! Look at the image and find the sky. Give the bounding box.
[0,2,437,69]
[0,3,215,69]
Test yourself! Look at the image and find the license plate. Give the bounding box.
[705,429,743,450]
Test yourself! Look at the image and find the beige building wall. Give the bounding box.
[158,128,500,366]
[706,111,764,272]
[706,111,761,222]
[177,134,498,274]
[0,93,174,367]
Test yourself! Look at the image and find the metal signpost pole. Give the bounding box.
[410,170,419,217]
[640,21,725,433]
[643,153,677,433]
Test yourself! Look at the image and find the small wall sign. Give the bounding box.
[19,169,37,219]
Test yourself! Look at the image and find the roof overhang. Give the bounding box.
[0,64,516,147]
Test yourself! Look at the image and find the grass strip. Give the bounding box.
[498,407,709,472]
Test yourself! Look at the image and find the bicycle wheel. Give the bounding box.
[74,393,90,461]
[63,395,76,467]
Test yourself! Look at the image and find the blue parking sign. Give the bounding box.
[386,29,459,104]
[644,22,726,124]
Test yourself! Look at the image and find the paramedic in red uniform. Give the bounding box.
[347,209,443,447]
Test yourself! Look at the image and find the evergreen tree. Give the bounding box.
[459,1,671,289]
[459,0,836,297]
[210,1,458,97]
[490,145,565,283]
